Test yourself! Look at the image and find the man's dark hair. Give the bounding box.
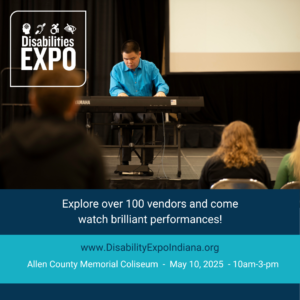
[121,40,140,54]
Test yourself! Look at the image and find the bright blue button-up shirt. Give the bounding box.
[109,59,169,96]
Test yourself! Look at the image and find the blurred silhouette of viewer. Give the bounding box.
[0,63,106,188]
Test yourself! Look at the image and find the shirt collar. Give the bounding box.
[136,58,142,70]
[124,58,143,72]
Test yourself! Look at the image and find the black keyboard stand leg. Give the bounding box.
[120,114,123,165]
[142,114,146,166]
[133,149,142,162]
[115,114,151,176]
[114,114,123,174]
[86,112,91,135]
[177,113,182,178]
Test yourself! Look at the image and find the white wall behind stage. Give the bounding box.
[169,0,300,72]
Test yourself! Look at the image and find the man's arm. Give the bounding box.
[151,65,169,96]
[109,68,127,96]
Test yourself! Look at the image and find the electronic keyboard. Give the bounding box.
[77,96,204,113]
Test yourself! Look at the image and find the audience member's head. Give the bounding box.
[29,63,83,119]
[213,121,262,168]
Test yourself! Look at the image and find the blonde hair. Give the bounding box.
[288,122,300,180]
[29,63,83,115]
[212,121,262,168]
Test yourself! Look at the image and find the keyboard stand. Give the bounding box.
[113,113,155,177]
[88,113,183,178]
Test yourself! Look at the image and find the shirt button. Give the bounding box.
[135,82,136,83]
[136,90,137,92]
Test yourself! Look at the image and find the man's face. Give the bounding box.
[122,51,141,70]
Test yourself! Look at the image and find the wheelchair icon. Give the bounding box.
[50,23,59,34]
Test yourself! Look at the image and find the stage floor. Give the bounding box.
[102,148,290,188]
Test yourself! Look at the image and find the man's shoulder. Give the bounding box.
[112,61,126,72]
[141,59,157,69]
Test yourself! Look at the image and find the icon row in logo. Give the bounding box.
[22,23,76,35]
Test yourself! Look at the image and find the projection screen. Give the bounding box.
[168,0,300,72]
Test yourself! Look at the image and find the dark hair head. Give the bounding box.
[29,63,84,116]
[121,40,140,54]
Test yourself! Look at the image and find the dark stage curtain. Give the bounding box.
[164,72,300,148]
[116,0,165,73]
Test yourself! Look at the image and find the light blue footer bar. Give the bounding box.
[0,235,299,284]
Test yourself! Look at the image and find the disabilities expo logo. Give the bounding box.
[21,23,76,71]
[10,10,86,87]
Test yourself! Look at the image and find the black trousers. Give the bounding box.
[114,112,157,164]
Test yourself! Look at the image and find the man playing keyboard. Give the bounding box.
[109,40,169,166]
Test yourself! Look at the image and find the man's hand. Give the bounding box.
[154,92,166,97]
[118,93,128,97]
